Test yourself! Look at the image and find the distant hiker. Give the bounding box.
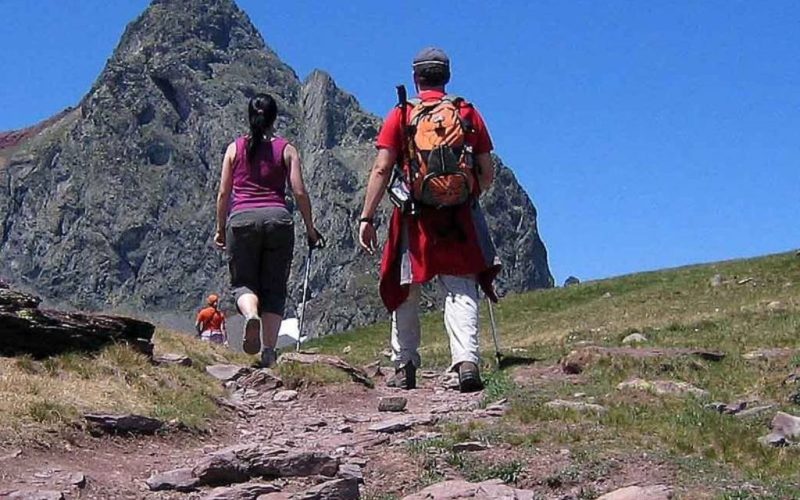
[214,93,322,367]
[358,47,501,392]
[196,294,227,345]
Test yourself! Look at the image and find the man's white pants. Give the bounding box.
[391,274,480,371]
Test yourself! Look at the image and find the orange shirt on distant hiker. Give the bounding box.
[196,294,226,346]
[196,306,225,332]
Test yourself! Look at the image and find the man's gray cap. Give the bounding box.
[412,47,450,68]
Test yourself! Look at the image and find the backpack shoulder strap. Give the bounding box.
[439,95,474,132]
[409,97,433,126]
[443,94,473,109]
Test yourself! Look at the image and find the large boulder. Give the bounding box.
[0,285,154,358]
[616,378,709,398]
[84,413,164,435]
[148,446,339,491]
[402,479,534,499]
[596,485,672,500]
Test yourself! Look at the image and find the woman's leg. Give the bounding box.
[237,293,260,318]
[259,214,295,364]
[261,313,282,349]
[227,211,264,355]
[237,293,263,355]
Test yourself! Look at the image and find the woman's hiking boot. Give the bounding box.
[458,361,483,393]
[386,363,417,390]
[242,316,262,355]
[259,347,277,368]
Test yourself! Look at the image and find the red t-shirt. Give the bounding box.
[374,91,500,311]
[376,90,494,155]
[196,307,225,332]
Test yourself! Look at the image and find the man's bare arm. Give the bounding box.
[360,148,397,220]
[474,152,495,193]
[358,148,397,254]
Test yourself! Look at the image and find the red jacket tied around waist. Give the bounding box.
[376,90,502,311]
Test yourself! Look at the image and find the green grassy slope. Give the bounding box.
[308,251,800,498]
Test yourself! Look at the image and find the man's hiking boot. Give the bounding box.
[259,348,277,368]
[458,361,483,393]
[242,316,262,355]
[386,363,417,390]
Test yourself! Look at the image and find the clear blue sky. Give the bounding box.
[1,1,798,284]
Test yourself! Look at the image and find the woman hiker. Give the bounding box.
[214,93,322,367]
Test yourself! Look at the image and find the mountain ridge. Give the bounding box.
[0,0,553,334]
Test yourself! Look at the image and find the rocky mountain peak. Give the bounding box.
[90,0,295,122]
[301,70,379,150]
[116,0,265,56]
[0,0,553,335]
[303,70,338,97]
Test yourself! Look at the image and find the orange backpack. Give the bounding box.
[405,96,476,208]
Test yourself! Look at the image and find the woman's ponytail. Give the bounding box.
[247,94,278,165]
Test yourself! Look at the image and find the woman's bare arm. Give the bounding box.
[214,142,236,248]
[284,143,320,244]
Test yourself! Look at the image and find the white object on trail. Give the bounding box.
[277,317,304,349]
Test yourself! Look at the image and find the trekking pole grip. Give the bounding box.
[307,231,326,250]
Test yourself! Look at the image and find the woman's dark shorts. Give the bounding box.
[226,207,294,315]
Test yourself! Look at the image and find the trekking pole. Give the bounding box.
[486,296,505,367]
[296,234,325,351]
[296,247,313,351]
[395,85,417,216]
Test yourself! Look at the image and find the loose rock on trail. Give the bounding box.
[0,346,709,498]
[0,350,492,498]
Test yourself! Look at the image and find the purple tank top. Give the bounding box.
[230,136,289,214]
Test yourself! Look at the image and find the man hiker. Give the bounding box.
[358,47,501,393]
[196,294,227,345]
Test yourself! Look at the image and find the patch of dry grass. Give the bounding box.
[276,362,352,389]
[0,329,250,445]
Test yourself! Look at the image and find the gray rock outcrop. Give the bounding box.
[0,284,154,358]
[760,411,800,447]
[84,413,164,435]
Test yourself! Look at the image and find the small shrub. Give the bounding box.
[444,453,525,485]
[276,362,350,388]
[480,370,515,408]
[544,465,581,489]
[25,400,76,425]
[363,495,400,500]
[41,357,60,376]
[14,355,39,374]
[50,352,99,379]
